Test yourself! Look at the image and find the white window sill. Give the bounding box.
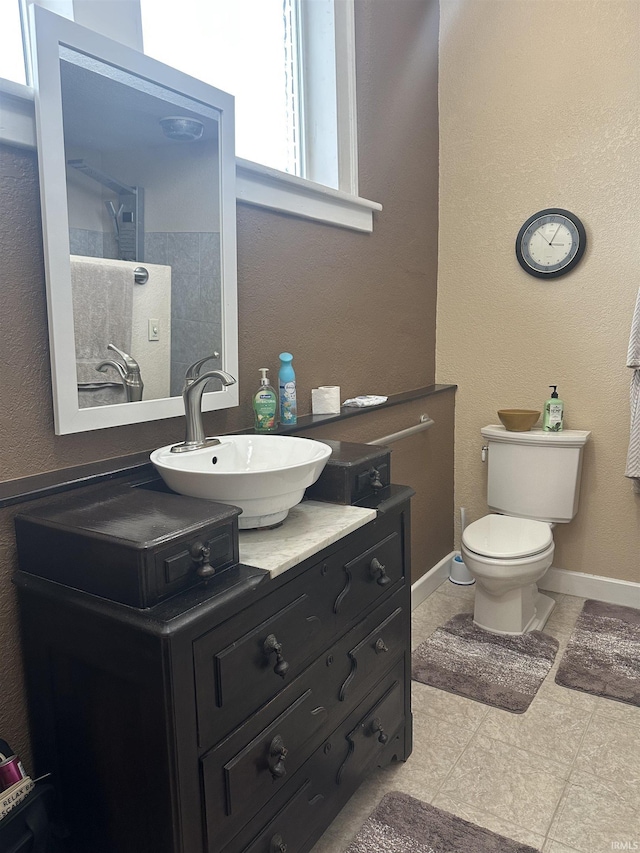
[0,80,382,234]
[0,80,36,150]
[236,158,381,233]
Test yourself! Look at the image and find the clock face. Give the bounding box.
[516,209,586,278]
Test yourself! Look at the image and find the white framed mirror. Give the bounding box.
[29,6,238,434]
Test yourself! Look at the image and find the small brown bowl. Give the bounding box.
[498,409,541,431]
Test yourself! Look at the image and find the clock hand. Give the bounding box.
[550,224,562,243]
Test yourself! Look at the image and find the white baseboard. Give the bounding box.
[412,557,640,611]
[540,567,640,607]
[411,551,454,610]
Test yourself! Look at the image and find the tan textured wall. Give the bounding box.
[437,0,640,583]
[0,1,445,763]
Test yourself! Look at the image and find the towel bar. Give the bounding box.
[134,266,149,284]
[369,414,434,446]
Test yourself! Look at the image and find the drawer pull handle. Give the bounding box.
[268,735,288,779]
[370,557,391,586]
[375,638,389,654]
[369,466,384,490]
[263,634,290,678]
[270,834,287,853]
[369,717,389,744]
[190,541,215,578]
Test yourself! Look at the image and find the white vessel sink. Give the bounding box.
[150,435,332,529]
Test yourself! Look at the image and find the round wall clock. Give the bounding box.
[515,208,586,278]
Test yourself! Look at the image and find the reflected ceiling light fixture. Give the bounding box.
[159,116,205,141]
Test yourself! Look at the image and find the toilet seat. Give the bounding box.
[462,514,553,559]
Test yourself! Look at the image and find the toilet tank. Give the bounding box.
[481,425,591,523]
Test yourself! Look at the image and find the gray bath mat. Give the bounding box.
[555,599,640,706]
[345,791,540,852]
[412,613,558,713]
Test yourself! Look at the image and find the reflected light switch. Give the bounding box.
[148,319,160,341]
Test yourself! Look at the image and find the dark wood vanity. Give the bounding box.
[13,443,413,853]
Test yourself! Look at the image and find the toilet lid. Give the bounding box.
[462,514,553,559]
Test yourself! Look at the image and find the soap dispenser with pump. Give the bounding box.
[253,368,278,433]
[543,385,564,432]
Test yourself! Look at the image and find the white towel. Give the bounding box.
[624,285,640,492]
[70,256,171,400]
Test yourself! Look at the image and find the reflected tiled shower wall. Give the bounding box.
[69,226,117,259]
[70,229,223,396]
[144,232,222,395]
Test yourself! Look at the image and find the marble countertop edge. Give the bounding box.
[238,501,377,578]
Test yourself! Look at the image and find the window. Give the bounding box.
[0,0,380,231]
[141,0,301,178]
[141,0,376,223]
[0,1,26,84]
[139,0,355,193]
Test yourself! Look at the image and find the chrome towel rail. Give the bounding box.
[369,414,434,446]
[134,266,149,284]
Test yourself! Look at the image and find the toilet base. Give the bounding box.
[473,585,556,635]
[527,591,556,633]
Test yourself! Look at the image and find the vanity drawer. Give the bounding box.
[242,779,325,853]
[304,440,391,505]
[152,523,236,601]
[332,521,404,628]
[336,660,406,788]
[201,688,329,850]
[194,583,334,750]
[338,606,405,704]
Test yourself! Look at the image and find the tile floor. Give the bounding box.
[311,582,640,853]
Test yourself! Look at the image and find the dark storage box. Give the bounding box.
[15,482,240,608]
[304,439,391,505]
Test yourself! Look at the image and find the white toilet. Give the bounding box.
[461,425,590,635]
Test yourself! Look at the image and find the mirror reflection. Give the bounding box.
[30,6,238,434]
[60,46,223,407]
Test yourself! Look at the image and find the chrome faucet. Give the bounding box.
[171,354,236,453]
[96,344,144,402]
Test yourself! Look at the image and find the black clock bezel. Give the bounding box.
[516,208,586,278]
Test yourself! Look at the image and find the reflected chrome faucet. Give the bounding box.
[96,344,144,402]
[171,354,236,453]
